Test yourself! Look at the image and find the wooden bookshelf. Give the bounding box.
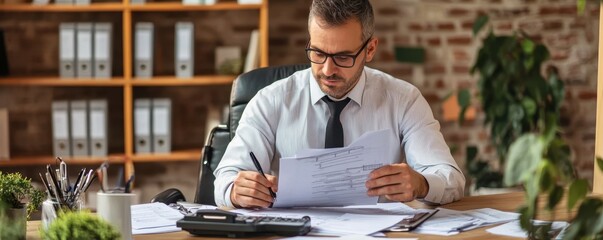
[131,149,201,162]
[131,75,236,86]
[0,0,269,177]
[0,77,126,86]
[594,5,603,194]
[0,2,124,12]
[0,154,125,167]
[128,2,261,11]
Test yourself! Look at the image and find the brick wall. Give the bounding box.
[0,0,599,202]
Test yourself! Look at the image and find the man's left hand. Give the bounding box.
[365,163,429,202]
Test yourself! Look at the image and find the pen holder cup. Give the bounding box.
[41,198,83,229]
[96,192,135,240]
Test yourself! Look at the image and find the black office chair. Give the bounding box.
[152,64,310,205]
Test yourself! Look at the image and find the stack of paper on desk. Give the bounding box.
[487,220,568,239]
[233,202,433,236]
[413,208,519,236]
[131,202,216,235]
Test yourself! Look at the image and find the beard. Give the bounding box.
[314,65,364,99]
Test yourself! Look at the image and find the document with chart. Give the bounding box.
[273,129,394,208]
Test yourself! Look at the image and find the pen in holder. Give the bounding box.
[40,157,96,229]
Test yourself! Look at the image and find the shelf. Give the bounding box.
[0,76,126,86]
[131,149,201,162]
[129,2,261,12]
[131,75,235,86]
[0,154,126,167]
[0,3,124,12]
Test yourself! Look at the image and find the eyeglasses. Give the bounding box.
[305,37,372,68]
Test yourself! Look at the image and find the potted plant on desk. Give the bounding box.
[40,210,120,240]
[0,171,45,240]
[458,15,566,194]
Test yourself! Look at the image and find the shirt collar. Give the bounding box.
[310,67,366,106]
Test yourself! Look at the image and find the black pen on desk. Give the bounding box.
[249,152,277,200]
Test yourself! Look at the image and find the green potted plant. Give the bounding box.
[504,135,602,239]
[458,15,566,193]
[0,171,45,239]
[40,210,121,240]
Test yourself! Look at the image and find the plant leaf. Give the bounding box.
[547,185,564,210]
[597,157,603,173]
[504,134,544,186]
[568,179,589,210]
[472,15,489,36]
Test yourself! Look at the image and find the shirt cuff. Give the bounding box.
[224,182,235,208]
[420,173,445,204]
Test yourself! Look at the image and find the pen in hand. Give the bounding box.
[249,152,277,201]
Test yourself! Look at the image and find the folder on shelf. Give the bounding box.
[135,22,154,79]
[70,100,89,157]
[59,23,76,78]
[93,23,112,79]
[89,99,108,157]
[175,22,194,78]
[0,109,9,161]
[131,0,145,4]
[244,29,260,73]
[52,101,71,158]
[76,23,94,78]
[74,0,90,5]
[134,99,152,154]
[152,98,171,153]
[55,0,73,5]
[182,0,202,5]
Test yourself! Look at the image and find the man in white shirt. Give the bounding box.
[214,0,465,208]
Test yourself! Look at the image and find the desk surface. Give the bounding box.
[27,191,574,240]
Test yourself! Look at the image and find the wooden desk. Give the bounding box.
[26,192,574,240]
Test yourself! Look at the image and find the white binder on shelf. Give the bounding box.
[131,0,145,4]
[0,109,9,161]
[134,99,152,153]
[89,99,108,157]
[52,101,71,158]
[151,98,171,153]
[93,23,112,79]
[244,29,260,73]
[70,100,89,157]
[135,23,154,79]
[59,23,76,78]
[76,23,94,78]
[74,0,90,5]
[55,0,73,5]
[175,22,194,78]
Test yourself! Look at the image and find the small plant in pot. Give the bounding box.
[40,210,121,240]
[0,171,45,239]
[459,15,565,193]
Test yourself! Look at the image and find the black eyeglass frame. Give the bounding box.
[305,37,373,68]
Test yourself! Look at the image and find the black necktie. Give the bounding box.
[322,96,351,148]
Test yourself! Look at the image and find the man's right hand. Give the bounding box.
[230,171,278,208]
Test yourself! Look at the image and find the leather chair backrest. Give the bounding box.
[228,64,311,139]
[194,64,310,205]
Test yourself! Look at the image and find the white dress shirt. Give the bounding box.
[214,67,465,207]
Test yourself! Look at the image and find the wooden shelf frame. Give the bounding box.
[594,5,603,194]
[0,0,269,174]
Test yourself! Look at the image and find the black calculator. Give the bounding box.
[177,209,311,238]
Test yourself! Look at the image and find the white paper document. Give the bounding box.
[233,202,425,236]
[274,130,393,208]
[413,207,519,236]
[131,202,216,235]
[486,220,568,239]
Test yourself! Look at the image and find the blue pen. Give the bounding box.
[249,152,277,200]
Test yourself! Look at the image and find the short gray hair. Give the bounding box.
[308,0,374,42]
